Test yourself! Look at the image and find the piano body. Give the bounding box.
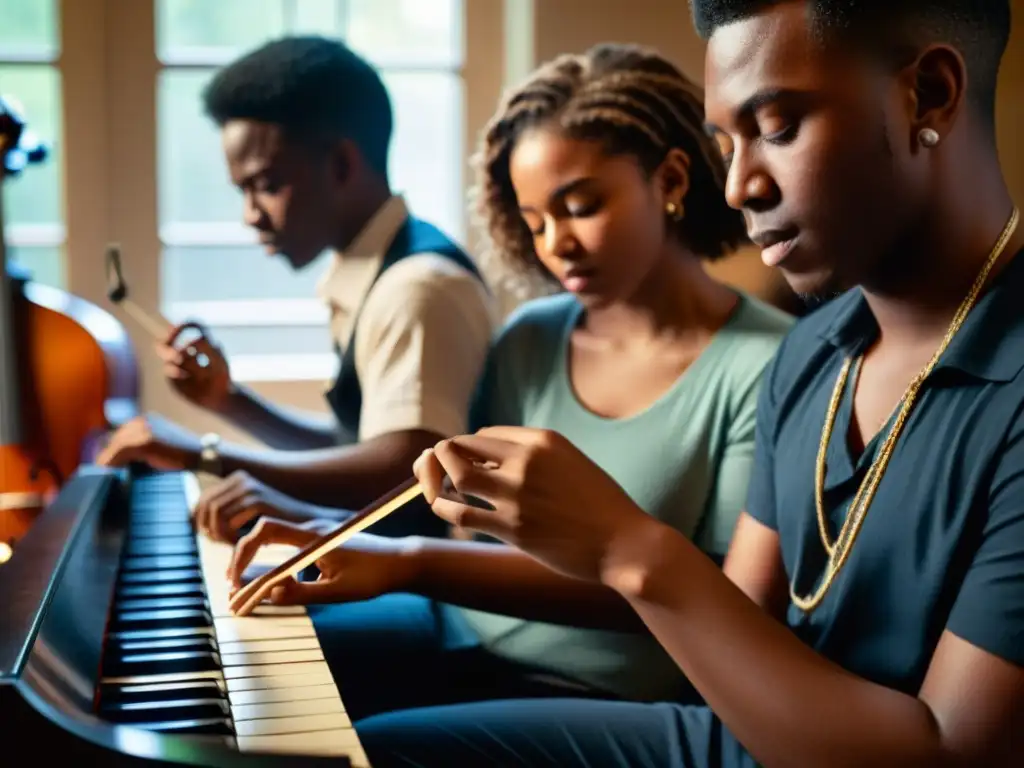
[0,465,371,766]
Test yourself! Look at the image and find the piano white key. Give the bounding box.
[231,696,345,721]
[183,473,370,764]
[218,636,323,655]
[226,670,335,692]
[236,730,366,759]
[223,660,328,680]
[220,648,324,667]
[234,711,351,737]
[213,617,315,643]
[228,683,343,707]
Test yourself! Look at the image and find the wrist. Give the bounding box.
[394,536,427,592]
[600,515,689,603]
[214,382,248,416]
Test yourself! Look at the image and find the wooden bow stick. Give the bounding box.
[105,243,170,340]
[228,477,423,616]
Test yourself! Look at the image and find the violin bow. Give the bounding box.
[228,478,424,616]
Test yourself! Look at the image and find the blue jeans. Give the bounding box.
[357,699,754,768]
[308,595,753,767]
[308,594,621,722]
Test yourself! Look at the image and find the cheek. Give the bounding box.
[587,198,662,260]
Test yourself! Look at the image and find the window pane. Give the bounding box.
[0,66,63,226]
[156,0,285,62]
[7,244,63,289]
[160,245,332,304]
[157,69,239,225]
[384,71,464,241]
[292,0,343,35]
[183,324,333,358]
[158,70,465,240]
[0,0,58,59]
[347,0,462,65]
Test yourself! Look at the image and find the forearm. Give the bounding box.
[218,430,439,509]
[216,384,338,450]
[605,522,949,768]
[406,537,645,632]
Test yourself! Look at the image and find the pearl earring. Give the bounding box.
[919,128,940,148]
[665,201,683,220]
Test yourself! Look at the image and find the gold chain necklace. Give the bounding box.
[793,206,1021,613]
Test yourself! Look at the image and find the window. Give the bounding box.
[0,0,64,289]
[154,0,465,381]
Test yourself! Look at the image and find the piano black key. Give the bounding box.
[124,536,197,557]
[114,635,218,653]
[111,608,212,632]
[99,679,225,705]
[102,650,221,678]
[116,582,205,600]
[109,626,214,643]
[101,697,230,725]
[121,554,199,572]
[128,522,194,539]
[115,596,207,612]
[119,568,202,584]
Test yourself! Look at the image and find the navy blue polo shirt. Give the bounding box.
[747,247,1024,693]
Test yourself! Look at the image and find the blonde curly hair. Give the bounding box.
[469,42,747,304]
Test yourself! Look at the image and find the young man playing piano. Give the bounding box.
[235,1,1024,765]
[97,36,494,539]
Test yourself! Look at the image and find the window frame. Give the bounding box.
[53,0,504,394]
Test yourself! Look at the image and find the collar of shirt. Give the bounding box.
[816,245,1024,384]
[316,194,410,348]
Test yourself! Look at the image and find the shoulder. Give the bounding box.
[361,251,494,326]
[493,292,578,349]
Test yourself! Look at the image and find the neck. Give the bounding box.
[333,175,392,252]
[582,247,739,343]
[860,165,1021,348]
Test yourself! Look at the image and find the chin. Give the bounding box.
[780,266,847,308]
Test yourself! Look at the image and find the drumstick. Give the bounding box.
[104,243,171,340]
[228,478,424,616]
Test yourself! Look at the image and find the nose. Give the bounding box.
[539,217,579,262]
[724,142,779,213]
[242,190,267,229]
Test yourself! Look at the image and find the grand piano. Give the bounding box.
[0,466,371,766]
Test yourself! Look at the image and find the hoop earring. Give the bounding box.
[919,128,940,148]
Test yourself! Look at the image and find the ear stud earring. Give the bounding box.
[919,128,940,148]
[665,201,683,220]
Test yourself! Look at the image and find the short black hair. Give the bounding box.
[690,1,1012,127]
[202,35,393,176]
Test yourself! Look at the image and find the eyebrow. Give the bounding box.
[703,87,800,135]
[519,176,598,213]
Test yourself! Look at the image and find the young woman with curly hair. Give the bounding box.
[228,40,794,741]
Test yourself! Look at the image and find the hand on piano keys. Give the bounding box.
[97,472,373,765]
[225,517,417,614]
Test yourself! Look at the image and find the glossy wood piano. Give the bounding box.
[0,465,371,766]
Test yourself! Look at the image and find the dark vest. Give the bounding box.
[324,216,484,444]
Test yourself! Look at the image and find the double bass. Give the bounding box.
[0,96,141,562]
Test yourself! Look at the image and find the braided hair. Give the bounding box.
[471,42,747,300]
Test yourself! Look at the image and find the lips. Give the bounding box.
[750,226,799,268]
[560,267,597,293]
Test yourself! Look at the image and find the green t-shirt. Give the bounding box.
[459,290,794,701]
